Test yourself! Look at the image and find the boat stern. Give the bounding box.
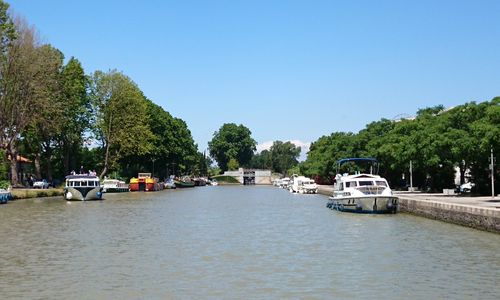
[327,196,398,214]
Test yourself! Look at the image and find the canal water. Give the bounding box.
[0,186,499,299]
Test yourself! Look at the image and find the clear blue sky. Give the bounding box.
[8,0,500,153]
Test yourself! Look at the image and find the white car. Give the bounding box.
[460,182,475,193]
[33,179,49,189]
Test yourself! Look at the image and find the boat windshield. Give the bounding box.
[358,181,374,186]
[375,181,388,187]
[345,181,357,188]
[68,180,100,187]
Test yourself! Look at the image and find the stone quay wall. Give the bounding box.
[398,196,500,233]
[317,185,500,233]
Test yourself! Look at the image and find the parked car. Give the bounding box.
[33,179,49,189]
[460,182,475,193]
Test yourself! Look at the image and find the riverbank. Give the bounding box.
[317,185,500,233]
[10,188,64,200]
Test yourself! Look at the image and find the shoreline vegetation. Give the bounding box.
[0,1,209,188]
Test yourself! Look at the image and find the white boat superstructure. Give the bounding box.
[102,179,129,193]
[327,158,398,213]
[289,175,318,194]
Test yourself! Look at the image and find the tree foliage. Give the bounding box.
[58,57,90,175]
[302,99,500,194]
[0,15,46,185]
[89,70,154,177]
[250,141,301,175]
[208,123,256,171]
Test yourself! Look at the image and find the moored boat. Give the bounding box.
[289,175,318,194]
[0,189,12,204]
[326,158,398,214]
[129,173,160,191]
[278,177,290,189]
[64,175,103,201]
[102,179,129,193]
[164,176,176,189]
[174,176,195,188]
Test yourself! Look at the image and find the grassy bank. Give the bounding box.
[12,188,64,200]
[212,175,240,184]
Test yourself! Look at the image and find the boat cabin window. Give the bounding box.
[74,181,80,187]
[358,181,374,186]
[375,181,388,187]
[345,181,357,188]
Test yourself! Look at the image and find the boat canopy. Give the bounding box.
[65,175,100,181]
[336,158,379,175]
[337,158,378,165]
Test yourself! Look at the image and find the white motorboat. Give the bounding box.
[289,175,318,194]
[64,175,103,201]
[279,177,290,189]
[326,158,398,213]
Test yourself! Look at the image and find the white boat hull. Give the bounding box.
[327,196,398,214]
[64,187,103,201]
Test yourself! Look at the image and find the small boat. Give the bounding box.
[129,173,160,192]
[174,176,195,188]
[0,188,12,204]
[289,175,318,194]
[209,179,218,186]
[326,158,398,214]
[64,175,103,201]
[164,176,176,189]
[102,179,129,193]
[278,177,290,189]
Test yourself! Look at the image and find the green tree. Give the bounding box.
[469,99,500,193]
[249,149,272,170]
[269,141,301,175]
[0,17,44,185]
[58,57,90,175]
[122,99,199,179]
[208,123,256,171]
[227,158,239,171]
[89,70,154,177]
[0,1,16,57]
[22,44,65,181]
[301,132,357,181]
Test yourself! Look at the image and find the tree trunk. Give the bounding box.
[8,143,19,186]
[63,141,70,176]
[99,113,113,179]
[34,153,42,179]
[99,141,110,179]
[45,147,53,182]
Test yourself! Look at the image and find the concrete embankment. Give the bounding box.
[397,193,500,233]
[317,185,500,233]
